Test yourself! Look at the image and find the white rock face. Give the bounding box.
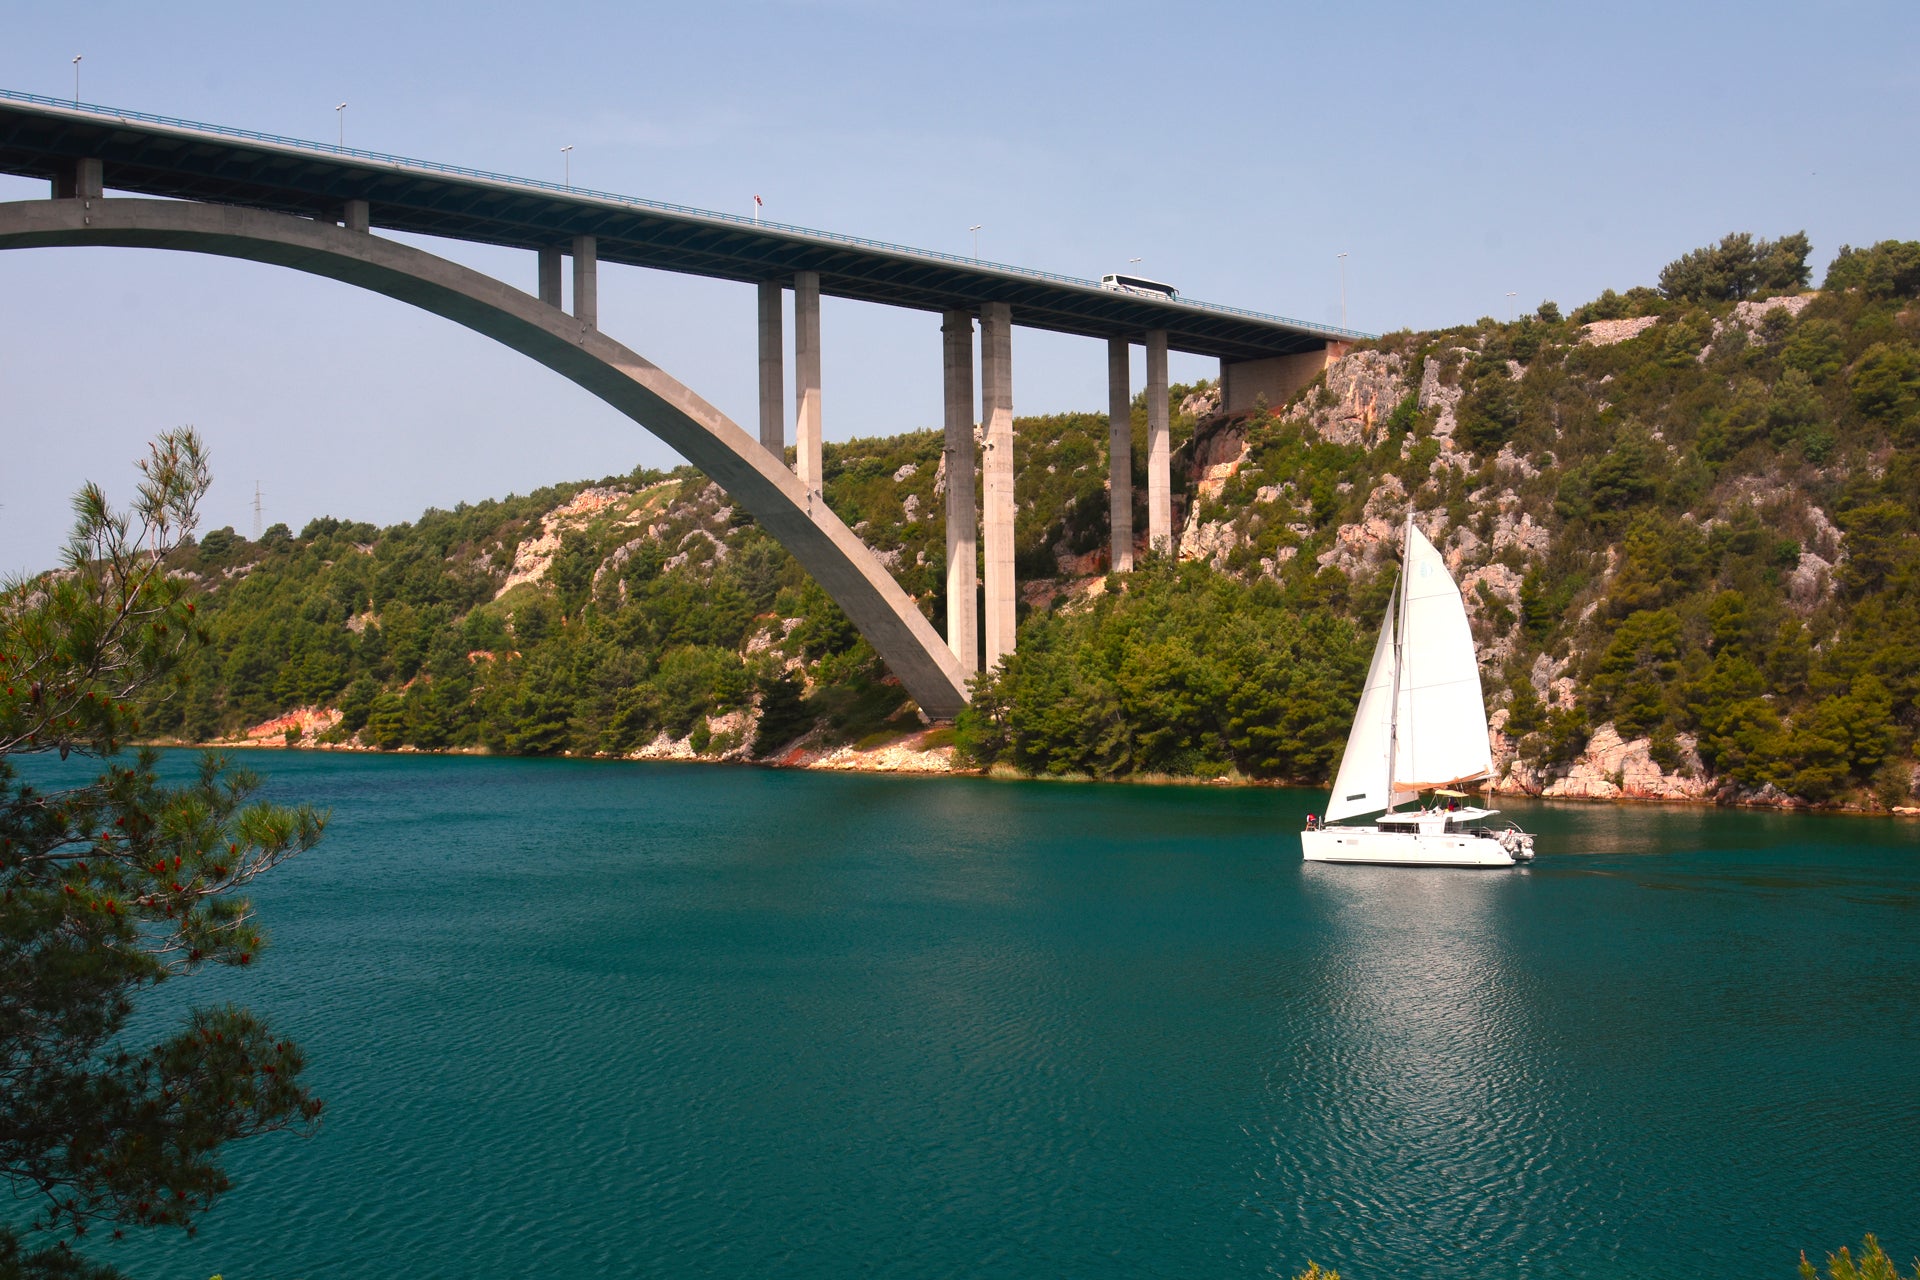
[1489,722,1712,801]
[1461,561,1525,665]
[1580,316,1661,347]
[1418,350,1471,440]
[496,486,628,596]
[1178,507,1238,570]
[1788,552,1833,610]
[1285,349,1408,446]
[1314,475,1410,578]
[1179,385,1221,419]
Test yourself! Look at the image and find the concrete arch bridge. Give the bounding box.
[0,92,1369,718]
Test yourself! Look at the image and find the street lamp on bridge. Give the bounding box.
[71,56,82,108]
[969,224,981,259]
[561,145,574,189]
[335,102,346,147]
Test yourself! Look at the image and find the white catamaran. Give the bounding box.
[1301,515,1536,867]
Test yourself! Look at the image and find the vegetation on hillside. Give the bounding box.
[92,234,1920,809]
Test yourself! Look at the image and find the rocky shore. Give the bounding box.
[182,704,1920,815]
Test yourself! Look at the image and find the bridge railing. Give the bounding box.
[1,87,1378,343]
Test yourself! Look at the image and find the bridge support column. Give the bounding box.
[343,199,370,233]
[52,158,103,200]
[571,235,597,328]
[538,248,563,308]
[1107,337,1134,573]
[794,271,823,499]
[980,302,1016,672]
[1146,329,1171,554]
[942,310,978,679]
[758,281,785,454]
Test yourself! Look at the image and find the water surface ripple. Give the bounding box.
[42,752,1914,1279]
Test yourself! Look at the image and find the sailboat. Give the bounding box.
[1301,515,1536,867]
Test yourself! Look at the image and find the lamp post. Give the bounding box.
[969,224,981,259]
[561,145,574,189]
[71,56,81,107]
[1506,291,1517,322]
[1337,252,1349,330]
[335,102,346,147]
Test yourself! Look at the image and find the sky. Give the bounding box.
[2,0,1915,573]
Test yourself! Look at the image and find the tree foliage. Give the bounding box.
[1,432,325,1277]
[956,560,1365,781]
[1800,1234,1920,1280]
[1823,240,1920,300]
[1658,231,1812,302]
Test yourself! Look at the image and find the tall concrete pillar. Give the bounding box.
[52,157,103,200]
[538,248,564,308]
[793,271,823,499]
[571,235,597,328]
[757,281,785,454]
[1107,337,1134,573]
[343,199,370,233]
[942,310,978,678]
[1146,328,1171,554]
[980,301,1016,672]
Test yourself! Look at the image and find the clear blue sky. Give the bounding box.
[3,0,1915,572]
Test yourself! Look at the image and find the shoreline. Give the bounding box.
[140,734,1920,818]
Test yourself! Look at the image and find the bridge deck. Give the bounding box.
[0,90,1369,361]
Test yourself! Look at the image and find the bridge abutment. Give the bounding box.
[942,310,979,678]
[1218,344,1349,415]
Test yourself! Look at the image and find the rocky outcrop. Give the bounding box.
[229,705,343,746]
[1580,316,1661,347]
[1418,350,1469,440]
[796,729,956,774]
[1699,293,1817,360]
[1490,722,1712,801]
[1179,385,1222,419]
[1185,416,1252,501]
[497,485,639,597]
[1178,508,1238,571]
[1788,551,1835,610]
[1285,349,1408,446]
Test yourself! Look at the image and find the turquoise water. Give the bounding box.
[25,751,1917,1278]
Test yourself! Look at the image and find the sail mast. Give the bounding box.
[1385,513,1412,815]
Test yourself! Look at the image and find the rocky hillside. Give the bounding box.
[1115,242,1919,809]
[142,234,1920,811]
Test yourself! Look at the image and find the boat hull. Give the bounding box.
[1300,825,1525,868]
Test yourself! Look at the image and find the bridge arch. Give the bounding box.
[0,196,970,717]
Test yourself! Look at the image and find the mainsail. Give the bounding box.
[1322,518,1493,823]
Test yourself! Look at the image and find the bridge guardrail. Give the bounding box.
[0,87,1377,343]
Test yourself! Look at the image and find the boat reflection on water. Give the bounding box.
[1246,865,1571,1269]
